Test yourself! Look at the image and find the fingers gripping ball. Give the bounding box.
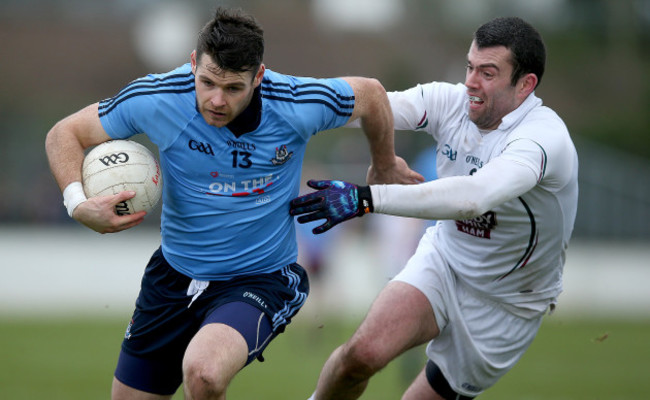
[82,140,163,215]
[289,179,373,234]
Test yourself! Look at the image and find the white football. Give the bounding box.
[82,140,162,215]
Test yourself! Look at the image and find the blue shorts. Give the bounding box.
[114,247,309,395]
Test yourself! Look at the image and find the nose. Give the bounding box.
[210,90,226,107]
[465,69,479,89]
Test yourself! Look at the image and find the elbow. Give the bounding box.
[456,200,489,220]
[45,121,63,154]
[366,77,386,94]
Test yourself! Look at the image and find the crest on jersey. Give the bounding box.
[270,145,293,165]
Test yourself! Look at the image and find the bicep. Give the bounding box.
[340,76,386,123]
[371,157,538,220]
[67,103,112,149]
[470,157,538,211]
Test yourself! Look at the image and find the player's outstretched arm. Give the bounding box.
[341,77,424,186]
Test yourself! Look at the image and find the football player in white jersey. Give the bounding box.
[292,17,578,400]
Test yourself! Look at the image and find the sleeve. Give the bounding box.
[388,84,430,131]
[98,95,146,140]
[388,82,467,144]
[345,83,429,130]
[502,111,577,191]
[97,65,196,149]
[370,157,538,220]
[265,72,355,141]
[499,138,547,183]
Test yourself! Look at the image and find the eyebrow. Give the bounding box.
[196,70,247,86]
[467,59,500,70]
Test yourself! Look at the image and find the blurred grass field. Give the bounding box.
[1,314,649,399]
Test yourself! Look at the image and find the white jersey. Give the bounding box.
[379,82,578,315]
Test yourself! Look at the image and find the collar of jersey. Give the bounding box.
[227,85,263,137]
[498,92,542,131]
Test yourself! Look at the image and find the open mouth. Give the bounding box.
[469,95,484,105]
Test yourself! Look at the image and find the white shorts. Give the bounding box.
[393,235,543,397]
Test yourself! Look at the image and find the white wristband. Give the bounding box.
[62,181,88,218]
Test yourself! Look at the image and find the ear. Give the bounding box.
[190,50,197,74]
[253,64,265,87]
[519,73,538,98]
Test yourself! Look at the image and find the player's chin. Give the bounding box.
[204,111,230,127]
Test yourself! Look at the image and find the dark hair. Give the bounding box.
[474,17,546,88]
[196,7,264,74]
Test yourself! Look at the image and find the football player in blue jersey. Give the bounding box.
[45,7,423,400]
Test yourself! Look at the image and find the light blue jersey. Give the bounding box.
[99,64,354,280]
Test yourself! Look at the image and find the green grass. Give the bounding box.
[1,314,649,399]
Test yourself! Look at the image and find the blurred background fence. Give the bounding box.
[1,0,649,316]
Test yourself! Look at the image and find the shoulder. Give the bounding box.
[99,64,195,117]
[260,69,354,116]
[262,69,353,97]
[415,81,467,120]
[510,101,571,147]
[388,81,466,132]
[505,100,577,183]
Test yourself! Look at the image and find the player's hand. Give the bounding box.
[367,155,424,185]
[72,191,146,234]
[289,180,373,234]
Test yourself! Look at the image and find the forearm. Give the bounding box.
[342,77,396,170]
[370,158,538,220]
[358,91,396,171]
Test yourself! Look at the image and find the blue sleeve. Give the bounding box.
[98,65,196,149]
[260,70,355,141]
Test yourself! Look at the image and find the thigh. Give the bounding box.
[347,281,439,367]
[401,368,445,400]
[201,301,275,365]
[426,283,543,397]
[112,378,173,400]
[183,322,248,388]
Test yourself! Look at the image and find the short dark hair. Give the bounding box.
[474,17,546,88]
[196,7,264,74]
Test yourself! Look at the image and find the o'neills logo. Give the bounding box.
[455,211,496,239]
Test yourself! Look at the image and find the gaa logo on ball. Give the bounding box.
[82,140,162,215]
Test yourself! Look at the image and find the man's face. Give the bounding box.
[464,41,521,131]
[192,52,264,128]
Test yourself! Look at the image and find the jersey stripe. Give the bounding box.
[98,72,195,117]
[534,142,548,182]
[261,78,354,117]
[271,265,308,331]
[416,110,429,129]
[508,138,548,183]
[416,86,429,129]
[496,197,538,281]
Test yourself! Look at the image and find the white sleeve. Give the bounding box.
[344,84,426,130]
[370,157,538,220]
[388,85,428,131]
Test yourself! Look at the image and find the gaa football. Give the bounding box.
[82,140,162,215]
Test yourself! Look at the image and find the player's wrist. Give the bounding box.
[63,181,87,218]
[356,185,374,215]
